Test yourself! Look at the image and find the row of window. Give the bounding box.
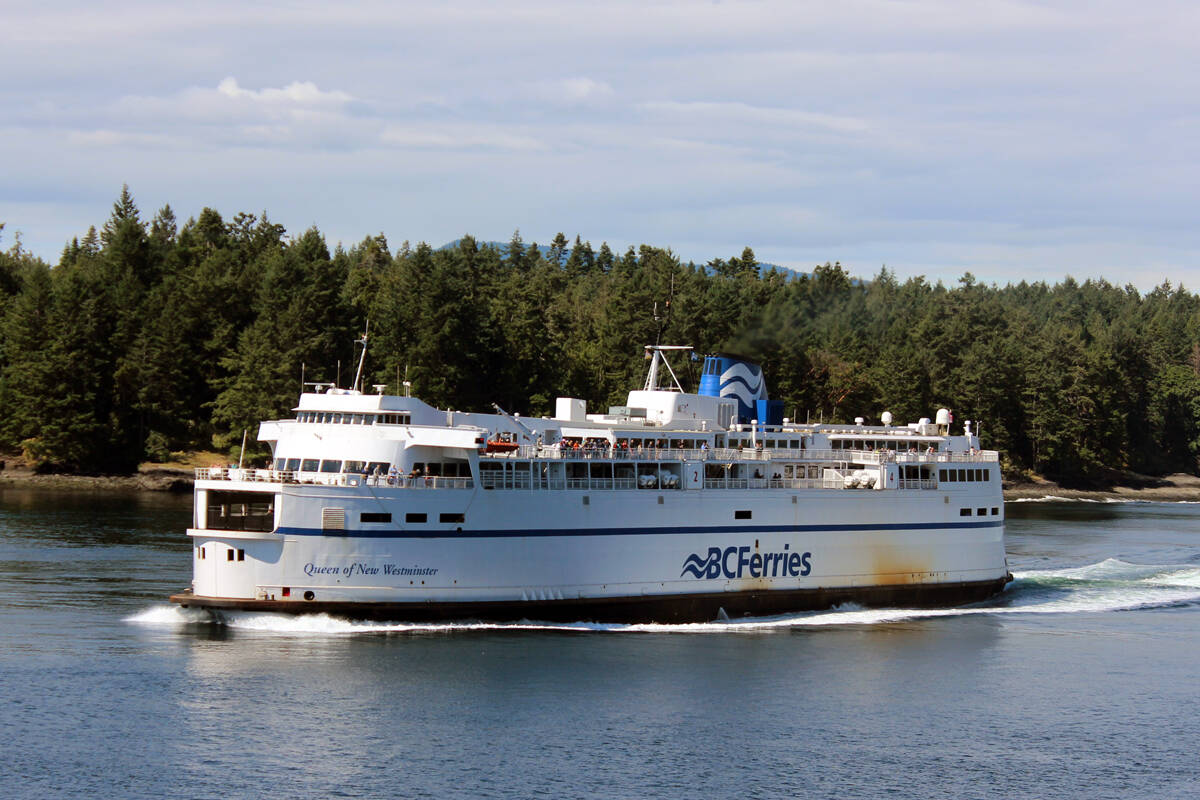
[940,468,991,482]
[271,459,471,477]
[295,411,412,425]
[728,438,804,449]
[359,512,465,524]
[274,458,391,474]
[960,507,1001,516]
[197,546,245,560]
[833,439,931,452]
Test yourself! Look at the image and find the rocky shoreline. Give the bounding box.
[3,463,1200,502]
[0,465,194,493]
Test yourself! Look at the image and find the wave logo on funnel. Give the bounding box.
[720,361,766,410]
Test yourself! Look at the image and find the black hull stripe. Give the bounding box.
[268,520,1005,539]
[170,575,1013,624]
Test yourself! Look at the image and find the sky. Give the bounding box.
[3,0,1199,289]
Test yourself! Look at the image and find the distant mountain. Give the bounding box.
[437,239,801,277]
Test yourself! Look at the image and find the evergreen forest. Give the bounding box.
[3,187,1200,486]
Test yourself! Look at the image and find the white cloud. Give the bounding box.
[214,77,353,106]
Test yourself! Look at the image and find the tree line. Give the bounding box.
[2,187,1199,485]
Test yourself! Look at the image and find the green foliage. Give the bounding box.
[3,188,1200,483]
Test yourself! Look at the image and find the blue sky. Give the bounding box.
[3,0,1198,289]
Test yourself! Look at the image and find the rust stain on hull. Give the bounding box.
[870,546,935,585]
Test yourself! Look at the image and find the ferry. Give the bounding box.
[170,344,1011,622]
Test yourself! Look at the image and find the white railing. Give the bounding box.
[196,468,472,490]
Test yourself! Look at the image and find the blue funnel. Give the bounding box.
[699,354,776,424]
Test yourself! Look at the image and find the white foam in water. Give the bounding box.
[123,560,1200,635]
[1011,495,1200,505]
[126,605,214,626]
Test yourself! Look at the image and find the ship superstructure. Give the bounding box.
[171,346,1010,622]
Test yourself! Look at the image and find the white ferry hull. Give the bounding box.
[172,480,1010,623]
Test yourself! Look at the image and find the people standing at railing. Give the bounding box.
[387,464,398,486]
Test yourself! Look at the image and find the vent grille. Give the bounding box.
[322,507,346,530]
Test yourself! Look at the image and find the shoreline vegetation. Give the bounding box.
[5,188,1200,487]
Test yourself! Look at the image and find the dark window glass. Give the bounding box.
[959,508,971,516]
[439,513,465,523]
[301,459,320,472]
[734,510,752,520]
[206,490,276,532]
[405,513,427,523]
[361,512,392,523]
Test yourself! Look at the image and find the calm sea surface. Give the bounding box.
[2,489,1198,799]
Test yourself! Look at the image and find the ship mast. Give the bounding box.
[351,321,369,393]
[643,345,691,392]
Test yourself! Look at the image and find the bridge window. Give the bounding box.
[301,458,320,472]
[320,460,342,473]
[206,490,275,532]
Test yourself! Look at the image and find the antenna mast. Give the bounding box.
[351,321,370,393]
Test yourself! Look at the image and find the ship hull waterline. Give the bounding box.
[170,575,1013,624]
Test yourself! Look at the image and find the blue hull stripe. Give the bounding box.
[271,520,1004,540]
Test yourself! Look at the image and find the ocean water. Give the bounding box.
[2,489,1198,799]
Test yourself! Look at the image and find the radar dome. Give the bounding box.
[881,411,893,426]
[935,408,952,426]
